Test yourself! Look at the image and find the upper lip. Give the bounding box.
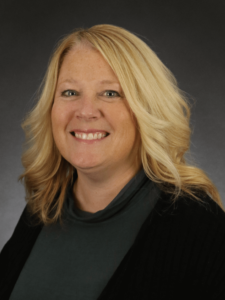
[70,129,109,134]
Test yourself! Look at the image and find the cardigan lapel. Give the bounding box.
[0,205,43,300]
[0,191,172,300]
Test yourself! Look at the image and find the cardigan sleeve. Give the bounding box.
[0,205,27,275]
[179,194,225,300]
[210,216,225,299]
[0,205,43,300]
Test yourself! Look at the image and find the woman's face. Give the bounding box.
[51,44,141,176]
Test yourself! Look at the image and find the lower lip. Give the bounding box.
[71,134,109,144]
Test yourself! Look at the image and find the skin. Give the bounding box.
[51,42,142,213]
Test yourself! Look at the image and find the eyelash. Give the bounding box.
[61,90,120,98]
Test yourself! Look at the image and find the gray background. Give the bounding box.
[0,0,224,251]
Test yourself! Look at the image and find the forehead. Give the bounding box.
[58,44,120,84]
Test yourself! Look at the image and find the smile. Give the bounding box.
[70,132,110,143]
[71,132,109,140]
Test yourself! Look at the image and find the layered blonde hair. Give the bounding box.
[18,24,224,225]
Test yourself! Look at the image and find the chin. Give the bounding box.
[70,159,101,170]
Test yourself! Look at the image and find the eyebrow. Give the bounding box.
[58,79,120,86]
[100,80,119,85]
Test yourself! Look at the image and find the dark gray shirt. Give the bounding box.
[10,168,161,300]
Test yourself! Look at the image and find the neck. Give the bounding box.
[72,162,142,213]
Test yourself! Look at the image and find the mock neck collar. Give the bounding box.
[62,167,153,223]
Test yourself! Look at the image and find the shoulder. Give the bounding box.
[178,191,225,225]
[1,204,43,257]
[137,190,225,298]
[151,189,225,234]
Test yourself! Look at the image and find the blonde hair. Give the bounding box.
[18,24,224,225]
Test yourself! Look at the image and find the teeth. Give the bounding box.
[87,133,93,140]
[75,132,107,140]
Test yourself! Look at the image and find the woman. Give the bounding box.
[0,24,225,300]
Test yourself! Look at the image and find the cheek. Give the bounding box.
[51,103,67,130]
[112,109,138,146]
[51,104,67,145]
[120,110,137,136]
[124,116,139,149]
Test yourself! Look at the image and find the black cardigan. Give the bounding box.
[1,190,225,300]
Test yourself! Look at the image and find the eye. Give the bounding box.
[60,89,120,98]
[61,90,77,97]
[104,90,120,97]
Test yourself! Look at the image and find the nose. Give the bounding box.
[75,94,102,121]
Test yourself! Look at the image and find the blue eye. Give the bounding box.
[61,90,120,98]
[105,90,119,97]
[62,90,77,97]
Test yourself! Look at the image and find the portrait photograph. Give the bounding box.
[0,0,225,299]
